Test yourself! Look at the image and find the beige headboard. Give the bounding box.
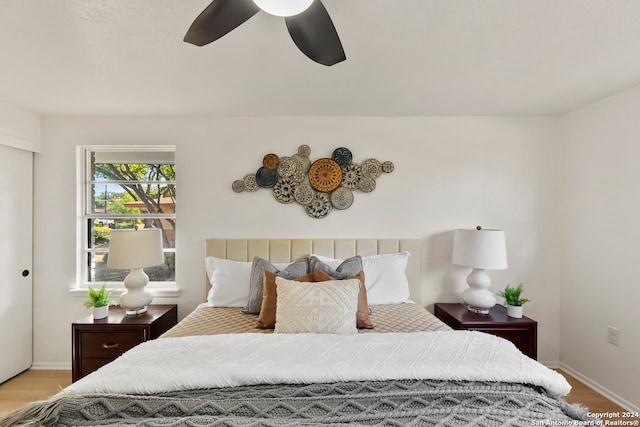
[205,239,421,302]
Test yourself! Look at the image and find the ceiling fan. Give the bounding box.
[184,0,346,66]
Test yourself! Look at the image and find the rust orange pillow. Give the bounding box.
[312,269,373,329]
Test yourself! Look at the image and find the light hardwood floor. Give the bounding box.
[0,369,630,420]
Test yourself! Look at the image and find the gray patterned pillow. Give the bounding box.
[309,255,362,279]
[242,256,310,314]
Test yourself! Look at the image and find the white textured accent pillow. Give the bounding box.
[205,257,291,307]
[274,277,360,335]
[311,252,411,304]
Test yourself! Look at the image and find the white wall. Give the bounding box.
[560,85,640,409]
[0,100,41,152]
[33,116,562,367]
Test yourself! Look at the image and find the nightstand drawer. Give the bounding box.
[80,331,145,358]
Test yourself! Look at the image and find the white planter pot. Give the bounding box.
[506,305,523,318]
[93,305,109,320]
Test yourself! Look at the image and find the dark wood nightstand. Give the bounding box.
[72,304,178,382]
[434,303,537,360]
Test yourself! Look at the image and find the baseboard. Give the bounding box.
[560,363,639,412]
[30,362,71,371]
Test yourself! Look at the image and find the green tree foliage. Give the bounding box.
[93,162,176,247]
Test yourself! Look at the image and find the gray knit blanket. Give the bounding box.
[2,379,591,426]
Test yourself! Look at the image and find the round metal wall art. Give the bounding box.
[263,153,279,170]
[231,144,394,218]
[306,193,332,218]
[232,179,245,193]
[332,147,352,168]
[308,158,343,193]
[272,177,296,203]
[341,163,362,190]
[294,183,315,205]
[256,167,278,188]
[361,158,383,179]
[243,174,259,192]
[331,187,353,210]
[277,157,296,177]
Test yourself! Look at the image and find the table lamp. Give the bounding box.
[452,226,508,314]
[107,228,164,315]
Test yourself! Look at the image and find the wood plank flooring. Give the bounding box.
[0,369,631,420]
[0,370,71,417]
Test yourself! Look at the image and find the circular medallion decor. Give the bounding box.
[361,158,383,179]
[294,183,315,205]
[277,156,296,177]
[382,161,394,173]
[232,180,245,193]
[272,177,297,203]
[308,158,343,193]
[331,187,353,210]
[292,154,311,174]
[263,153,279,170]
[341,163,362,190]
[291,170,305,183]
[256,166,278,188]
[298,144,311,157]
[332,147,353,168]
[243,174,259,192]
[359,176,376,193]
[305,193,332,218]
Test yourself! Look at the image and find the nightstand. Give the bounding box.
[72,304,178,382]
[434,303,537,360]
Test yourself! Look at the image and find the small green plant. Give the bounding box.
[83,284,116,309]
[496,283,530,306]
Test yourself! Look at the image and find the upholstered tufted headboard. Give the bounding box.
[205,239,421,302]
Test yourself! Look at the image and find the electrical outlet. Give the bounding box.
[607,326,620,346]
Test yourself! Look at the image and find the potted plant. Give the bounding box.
[84,284,116,319]
[496,283,530,318]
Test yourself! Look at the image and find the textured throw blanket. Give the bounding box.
[2,331,583,426]
[4,379,589,426]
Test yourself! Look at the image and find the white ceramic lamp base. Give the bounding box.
[119,267,153,315]
[462,268,496,314]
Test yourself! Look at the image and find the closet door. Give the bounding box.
[0,144,33,383]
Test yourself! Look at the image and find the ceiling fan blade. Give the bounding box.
[184,0,260,46]
[285,1,346,66]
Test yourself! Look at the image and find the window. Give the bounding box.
[78,146,176,289]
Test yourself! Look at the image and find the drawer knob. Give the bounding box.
[102,342,120,349]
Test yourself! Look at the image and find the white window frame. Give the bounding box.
[75,145,178,296]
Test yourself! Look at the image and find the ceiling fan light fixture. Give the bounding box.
[252,0,314,17]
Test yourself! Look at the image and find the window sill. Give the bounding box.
[69,286,181,298]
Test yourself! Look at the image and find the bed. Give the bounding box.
[2,239,592,426]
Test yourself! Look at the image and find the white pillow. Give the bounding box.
[274,277,360,335]
[311,251,410,304]
[204,256,291,307]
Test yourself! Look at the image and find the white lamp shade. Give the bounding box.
[107,229,164,269]
[452,228,508,270]
[253,0,314,16]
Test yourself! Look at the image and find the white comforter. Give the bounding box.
[66,330,571,398]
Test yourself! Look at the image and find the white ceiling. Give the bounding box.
[1,0,640,117]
